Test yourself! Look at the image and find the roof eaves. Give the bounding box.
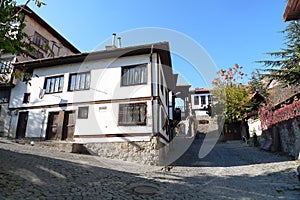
[14,42,171,70]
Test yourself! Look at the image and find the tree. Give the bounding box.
[0,0,45,54]
[0,0,45,82]
[211,64,254,122]
[248,69,268,97]
[258,21,300,86]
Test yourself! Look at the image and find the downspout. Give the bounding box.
[149,45,155,137]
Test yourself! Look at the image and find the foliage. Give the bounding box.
[259,98,300,130]
[248,69,268,97]
[0,0,45,83]
[212,64,255,122]
[258,21,300,86]
[0,0,29,56]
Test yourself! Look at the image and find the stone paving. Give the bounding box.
[0,137,300,199]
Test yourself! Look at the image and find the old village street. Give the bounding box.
[0,136,300,199]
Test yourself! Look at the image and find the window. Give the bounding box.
[44,75,64,94]
[208,95,212,104]
[0,89,10,103]
[33,32,48,51]
[118,103,147,125]
[0,60,12,74]
[68,72,90,91]
[121,64,147,86]
[160,70,164,94]
[194,96,199,105]
[201,96,206,105]
[23,93,30,103]
[161,108,167,131]
[78,106,89,119]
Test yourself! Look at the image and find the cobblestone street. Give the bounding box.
[0,137,300,199]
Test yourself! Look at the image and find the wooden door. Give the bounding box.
[16,112,28,139]
[62,111,76,141]
[46,112,60,140]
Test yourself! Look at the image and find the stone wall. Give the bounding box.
[83,137,166,165]
[262,116,300,159]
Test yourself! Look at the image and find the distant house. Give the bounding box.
[189,88,212,117]
[243,92,266,139]
[0,5,80,136]
[9,42,177,147]
[173,84,191,120]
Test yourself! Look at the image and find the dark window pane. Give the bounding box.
[201,96,206,105]
[0,89,10,103]
[78,106,89,119]
[208,95,212,104]
[23,93,30,103]
[194,96,199,105]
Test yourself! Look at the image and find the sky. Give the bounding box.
[19,0,288,88]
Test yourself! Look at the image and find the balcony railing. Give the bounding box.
[0,60,12,74]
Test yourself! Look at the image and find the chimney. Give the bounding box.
[112,33,116,46]
[105,33,117,50]
[117,37,121,48]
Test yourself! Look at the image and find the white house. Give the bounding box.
[190,88,212,117]
[9,42,177,146]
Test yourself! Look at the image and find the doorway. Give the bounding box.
[46,110,75,141]
[62,111,76,141]
[16,111,28,139]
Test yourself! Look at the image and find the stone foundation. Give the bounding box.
[84,137,166,165]
[11,136,169,165]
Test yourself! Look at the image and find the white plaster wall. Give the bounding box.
[248,118,262,137]
[75,100,153,136]
[10,55,153,108]
[191,93,210,110]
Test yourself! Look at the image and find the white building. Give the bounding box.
[190,88,212,116]
[9,42,177,145]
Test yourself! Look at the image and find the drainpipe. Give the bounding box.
[149,45,155,137]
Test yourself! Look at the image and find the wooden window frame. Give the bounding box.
[32,32,49,52]
[118,102,147,126]
[44,75,64,94]
[68,71,91,91]
[121,64,147,87]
